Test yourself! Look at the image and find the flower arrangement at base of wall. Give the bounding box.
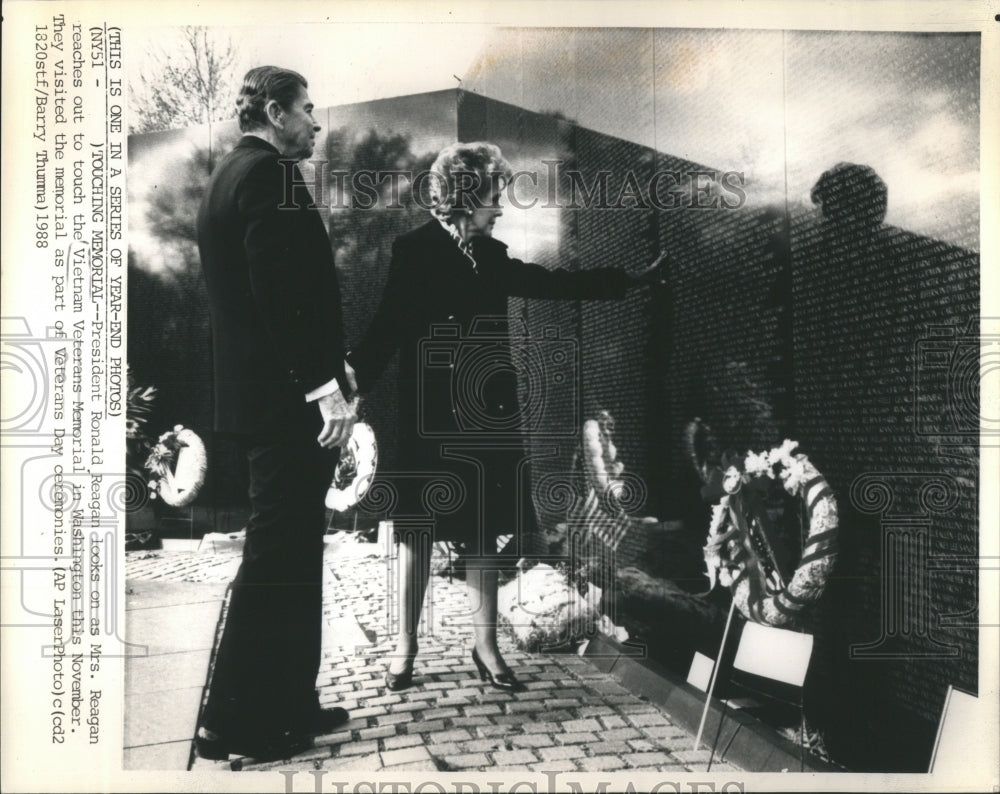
[145,425,208,508]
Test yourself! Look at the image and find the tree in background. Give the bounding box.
[127,139,222,437]
[129,26,237,134]
[326,126,436,301]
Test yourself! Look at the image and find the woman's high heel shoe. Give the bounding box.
[471,647,525,693]
[385,652,417,691]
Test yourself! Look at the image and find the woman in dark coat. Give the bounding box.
[348,142,663,691]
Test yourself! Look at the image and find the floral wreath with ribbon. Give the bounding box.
[145,425,208,508]
[702,439,839,627]
[325,422,378,512]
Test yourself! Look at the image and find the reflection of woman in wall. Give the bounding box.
[348,142,664,692]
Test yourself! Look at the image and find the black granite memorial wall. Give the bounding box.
[127,87,979,770]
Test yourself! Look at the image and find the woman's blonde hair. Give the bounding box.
[428,142,512,219]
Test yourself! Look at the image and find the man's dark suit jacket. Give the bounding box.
[197,135,348,436]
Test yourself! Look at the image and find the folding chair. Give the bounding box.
[707,621,814,771]
[687,651,715,692]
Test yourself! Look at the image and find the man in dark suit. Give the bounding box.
[195,65,356,761]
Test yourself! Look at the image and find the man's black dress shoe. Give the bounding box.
[195,726,312,762]
[195,706,349,761]
[303,706,350,735]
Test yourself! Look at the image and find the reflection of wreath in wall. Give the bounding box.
[568,410,653,552]
[326,422,378,511]
[145,425,208,507]
[702,439,838,627]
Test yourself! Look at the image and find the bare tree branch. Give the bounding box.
[130,26,237,134]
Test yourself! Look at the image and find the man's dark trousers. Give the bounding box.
[202,432,337,738]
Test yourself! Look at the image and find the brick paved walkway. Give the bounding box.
[126,547,242,583]
[129,538,741,774]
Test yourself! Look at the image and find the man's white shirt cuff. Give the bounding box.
[305,378,340,401]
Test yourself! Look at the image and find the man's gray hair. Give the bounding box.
[236,65,308,133]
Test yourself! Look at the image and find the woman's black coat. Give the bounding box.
[349,219,630,552]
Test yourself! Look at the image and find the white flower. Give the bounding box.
[722,466,743,494]
[744,450,773,478]
[780,457,810,494]
[768,439,800,469]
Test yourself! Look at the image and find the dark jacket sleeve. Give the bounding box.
[347,236,418,393]
[473,236,631,299]
[239,156,347,395]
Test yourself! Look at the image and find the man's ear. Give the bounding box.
[265,99,283,128]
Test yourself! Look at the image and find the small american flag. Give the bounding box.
[569,486,630,552]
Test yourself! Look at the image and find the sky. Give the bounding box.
[128,21,981,250]
[128,23,492,116]
[460,27,980,248]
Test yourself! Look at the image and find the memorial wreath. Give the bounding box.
[702,439,838,626]
[145,425,208,508]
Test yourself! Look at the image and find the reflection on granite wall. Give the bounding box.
[789,204,978,770]
[127,88,978,771]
